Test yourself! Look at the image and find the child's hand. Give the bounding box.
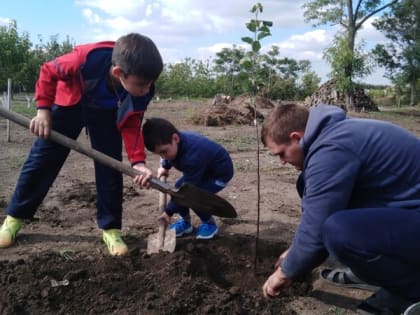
[132,163,153,188]
[157,167,169,179]
[158,212,171,226]
[30,109,51,138]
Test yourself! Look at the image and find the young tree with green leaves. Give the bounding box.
[303,0,398,110]
[241,3,272,95]
[240,2,272,272]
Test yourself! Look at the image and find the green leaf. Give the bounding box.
[241,36,253,45]
[259,25,271,33]
[252,41,261,53]
[240,57,252,69]
[246,21,257,32]
[257,31,271,41]
[262,20,273,27]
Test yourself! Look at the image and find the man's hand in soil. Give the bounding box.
[262,267,290,298]
[132,163,153,188]
[30,109,51,138]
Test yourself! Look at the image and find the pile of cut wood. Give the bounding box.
[305,79,379,111]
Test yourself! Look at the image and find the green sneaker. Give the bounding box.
[0,215,22,248]
[102,229,128,256]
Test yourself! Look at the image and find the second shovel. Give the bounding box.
[147,177,176,255]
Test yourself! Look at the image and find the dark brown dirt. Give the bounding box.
[1,100,418,314]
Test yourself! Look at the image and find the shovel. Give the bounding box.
[0,107,237,218]
[146,177,176,255]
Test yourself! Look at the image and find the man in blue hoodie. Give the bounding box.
[260,104,420,314]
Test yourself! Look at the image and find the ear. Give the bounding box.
[289,131,304,143]
[172,133,180,144]
[111,65,124,79]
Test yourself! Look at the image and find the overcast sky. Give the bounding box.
[1,0,391,85]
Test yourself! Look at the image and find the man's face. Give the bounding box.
[264,133,304,171]
[154,134,179,160]
[120,75,153,97]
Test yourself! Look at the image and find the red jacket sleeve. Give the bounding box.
[34,42,115,109]
[120,112,146,165]
[35,48,85,108]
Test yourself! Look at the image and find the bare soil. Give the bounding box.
[1,100,419,315]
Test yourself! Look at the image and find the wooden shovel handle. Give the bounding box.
[157,176,168,248]
[158,176,168,212]
[0,106,171,192]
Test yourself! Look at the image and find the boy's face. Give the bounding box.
[120,74,153,97]
[111,66,152,97]
[154,133,179,160]
[264,132,304,171]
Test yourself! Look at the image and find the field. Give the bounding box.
[1,99,419,314]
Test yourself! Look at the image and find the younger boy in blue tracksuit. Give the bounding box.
[141,118,234,239]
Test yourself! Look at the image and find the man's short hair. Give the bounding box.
[261,103,309,145]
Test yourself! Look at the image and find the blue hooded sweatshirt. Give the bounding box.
[281,105,420,279]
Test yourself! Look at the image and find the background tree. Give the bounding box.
[297,68,321,99]
[213,46,246,96]
[303,0,398,110]
[260,45,280,98]
[0,20,32,92]
[372,0,420,106]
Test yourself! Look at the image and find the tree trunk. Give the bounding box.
[410,78,416,106]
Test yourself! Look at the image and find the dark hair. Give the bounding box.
[112,33,163,81]
[142,118,179,152]
[261,103,309,145]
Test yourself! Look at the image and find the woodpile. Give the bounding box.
[190,94,271,126]
[212,94,232,106]
[305,79,379,111]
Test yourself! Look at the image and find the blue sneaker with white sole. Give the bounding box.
[196,223,218,239]
[169,219,193,237]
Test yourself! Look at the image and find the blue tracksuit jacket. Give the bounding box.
[161,131,234,216]
[282,105,420,279]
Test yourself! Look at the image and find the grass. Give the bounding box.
[6,156,25,169]
[215,135,256,152]
[9,95,37,117]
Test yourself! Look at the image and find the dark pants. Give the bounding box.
[6,104,123,229]
[166,176,230,222]
[322,207,420,301]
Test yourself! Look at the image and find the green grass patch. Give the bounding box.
[6,156,25,170]
[10,97,36,118]
[215,135,256,152]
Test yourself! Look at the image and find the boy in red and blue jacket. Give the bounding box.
[0,33,163,256]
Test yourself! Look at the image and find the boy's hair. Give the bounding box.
[142,118,179,152]
[112,33,163,81]
[261,103,309,145]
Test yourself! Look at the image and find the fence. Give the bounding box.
[0,79,12,142]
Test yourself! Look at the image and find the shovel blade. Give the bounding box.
[170,183,237,218]
[146,228,176,255]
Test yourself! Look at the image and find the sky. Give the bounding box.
[0,0,391,85]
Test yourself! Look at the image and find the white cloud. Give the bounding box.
[82,8,101,24]
[0,17,12,25]
[268,29,333,61]
[72,0,389,84]
[357,16,387,47]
